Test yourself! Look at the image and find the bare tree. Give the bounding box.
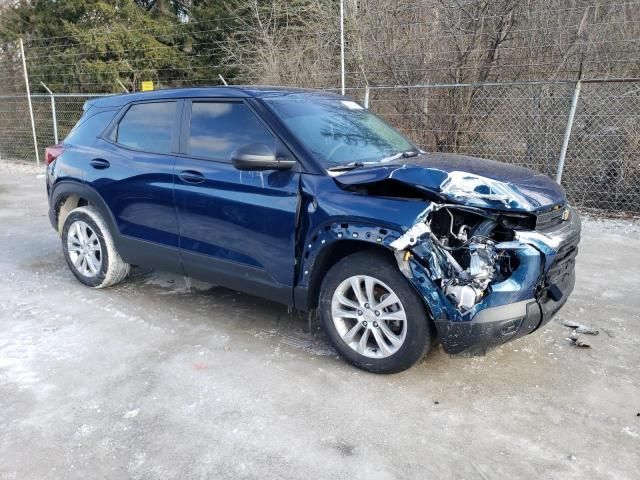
[221,0,339,87]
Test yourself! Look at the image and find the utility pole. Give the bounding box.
[556,80,582,184]
[20,38,40,165]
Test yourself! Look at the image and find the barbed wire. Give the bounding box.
[1,1,639,213]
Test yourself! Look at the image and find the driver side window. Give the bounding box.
[188,102,275,162]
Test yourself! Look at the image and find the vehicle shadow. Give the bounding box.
[119,267,451,365]
[122,267,340,358]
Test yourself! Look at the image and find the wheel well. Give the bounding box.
[306,240,395,309]
[55,194,90,233]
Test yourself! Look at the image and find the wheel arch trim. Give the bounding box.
[295,220,405,310]
[50,181,121,247]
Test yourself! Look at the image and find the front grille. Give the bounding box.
[535,206,567,231]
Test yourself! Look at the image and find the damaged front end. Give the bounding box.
[389,202,581,355]
[326,153,581,354]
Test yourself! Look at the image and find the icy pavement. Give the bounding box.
[1,162,639,479]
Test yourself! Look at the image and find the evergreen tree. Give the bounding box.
[0,0,232,92]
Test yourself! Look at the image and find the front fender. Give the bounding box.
[294,220,406,310]
[299,220,404,288]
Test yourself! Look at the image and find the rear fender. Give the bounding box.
[49,180,120,247]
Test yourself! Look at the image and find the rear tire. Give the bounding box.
[61,206,130,288]
[319,250,433,373]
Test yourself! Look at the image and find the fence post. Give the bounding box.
[19,38,40,165]
[340,0,345,96]
[364,85,370,108]
[556,80,582,184]
[117,79,129,93]
[40,82,58,145]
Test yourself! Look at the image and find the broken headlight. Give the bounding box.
[440,171,536,211]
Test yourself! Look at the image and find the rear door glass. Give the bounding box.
[116,102,176,154]
[188,102,275,161]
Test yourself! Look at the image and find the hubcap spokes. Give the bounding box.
[331,275,407,358]
[67,220,102,278]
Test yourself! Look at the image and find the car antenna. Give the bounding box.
[218,74,229,86]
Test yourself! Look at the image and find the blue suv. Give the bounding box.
[46,87,580,373]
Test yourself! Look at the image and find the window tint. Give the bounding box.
[189,102,275,160]
[65,110,118,145]
[116,102,176,153]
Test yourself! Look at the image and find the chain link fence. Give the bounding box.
[363,82,575,178]
[345,80,640,213]
[0,94,99,163]
[563,82,640,211]
[0,96,33,162]
[0,0,639,215]
[1,81,639,213]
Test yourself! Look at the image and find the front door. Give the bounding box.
[173,99,300,304]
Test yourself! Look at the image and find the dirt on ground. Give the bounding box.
[1,162,638,479]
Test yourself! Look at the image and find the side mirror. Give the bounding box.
[231,143,296,171]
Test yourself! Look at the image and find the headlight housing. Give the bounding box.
[440,171,535,210]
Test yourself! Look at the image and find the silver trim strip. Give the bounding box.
[472,299,534,324]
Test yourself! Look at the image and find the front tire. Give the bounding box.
[61,206,130,288]
[319,250,433,373]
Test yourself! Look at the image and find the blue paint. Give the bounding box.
[334,153,566,213]
[47,86,580,354]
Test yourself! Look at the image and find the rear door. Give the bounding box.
[87,100,183,272]
[173,99,300,303]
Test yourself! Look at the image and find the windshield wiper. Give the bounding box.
[401,150,420,158]
[379,150,420,163]
[327,161,365,172]
[328,150,421,172]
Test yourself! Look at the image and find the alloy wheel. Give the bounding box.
[331,275,407,358]
[67,220,102,277]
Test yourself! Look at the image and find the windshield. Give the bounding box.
[264,97,418,169]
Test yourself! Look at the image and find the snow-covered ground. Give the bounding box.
[1,162,639,479]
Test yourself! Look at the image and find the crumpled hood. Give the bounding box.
[333,153,566,213]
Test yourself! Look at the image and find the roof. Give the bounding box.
[85,86,345,109]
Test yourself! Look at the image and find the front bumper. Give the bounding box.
[435,276,574,355]
[430,208,581,355]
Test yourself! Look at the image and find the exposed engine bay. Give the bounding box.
[391,205,527,312]
[325,153,579,355]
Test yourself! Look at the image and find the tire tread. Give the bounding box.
[63,206,130,288]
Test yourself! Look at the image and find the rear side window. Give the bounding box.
[188,102,274,161]
[116,102,176,153]
[65,110,117,145]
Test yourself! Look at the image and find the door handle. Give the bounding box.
[90,158,110,169]
[178,170,206,184]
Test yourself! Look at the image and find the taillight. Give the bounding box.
[44,144,64,166]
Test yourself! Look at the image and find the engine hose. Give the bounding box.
[471,219,497,238]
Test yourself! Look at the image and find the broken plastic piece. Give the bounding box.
[389,222,430,250]
[568,337,590,348]
[562,319,599,335]
[445,284,482,311]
